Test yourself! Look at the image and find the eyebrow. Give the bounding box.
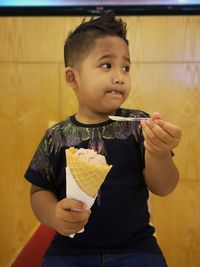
[97,54,131,64]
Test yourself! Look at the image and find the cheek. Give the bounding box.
[127,75,131,86]
[79,84,100,100]
[125,78,131,93]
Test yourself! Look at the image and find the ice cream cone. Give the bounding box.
[66,147,112,197]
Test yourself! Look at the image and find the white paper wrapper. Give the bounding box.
[66,167,96,238]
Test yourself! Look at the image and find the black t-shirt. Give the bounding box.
[25,108,162,256]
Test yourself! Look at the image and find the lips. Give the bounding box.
[106,89,123,96]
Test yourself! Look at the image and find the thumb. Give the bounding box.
[151,111,164,121]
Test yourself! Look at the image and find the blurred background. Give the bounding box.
[0,1,200,266]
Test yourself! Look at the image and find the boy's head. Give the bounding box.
[64,13,131,121]
[64,12,128,68]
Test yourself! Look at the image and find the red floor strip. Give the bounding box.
[11,225,55,267]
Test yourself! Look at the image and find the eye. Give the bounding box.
[122,66,130,73]
[101,63,112,70]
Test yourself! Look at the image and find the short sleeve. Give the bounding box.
[24,130,55,189]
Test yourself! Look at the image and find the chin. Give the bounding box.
[108,101,123,110]
[98,100,124,114]
[103,105,121,114]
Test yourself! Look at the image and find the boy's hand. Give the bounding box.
[52,198,91,236]
[140,112,182,158]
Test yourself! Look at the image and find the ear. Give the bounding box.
[65,67,79,89]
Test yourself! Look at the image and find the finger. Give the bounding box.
[141,119,173,147]
[65,220,88,230]
[151,111,163,121]
[143,130,171,153]
[154,120,182,139]
[143,139,160,154]
[61,198,87,211]
[63,210,90,223]
[148,120,177,146]
[59,222,86,236]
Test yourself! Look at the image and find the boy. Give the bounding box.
[25,12,181,267]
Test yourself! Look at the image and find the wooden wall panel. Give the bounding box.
[0,17,84,62]
[125,16,200,62]
[0,63,60,267]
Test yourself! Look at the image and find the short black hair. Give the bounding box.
[64,12,128,68]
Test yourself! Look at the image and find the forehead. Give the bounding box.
[88,36,130,60]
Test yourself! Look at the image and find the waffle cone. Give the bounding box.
[66,147,112,197]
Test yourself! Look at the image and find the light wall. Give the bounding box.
[0,16,199,267]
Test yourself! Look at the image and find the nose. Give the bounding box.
[112,71,125,85]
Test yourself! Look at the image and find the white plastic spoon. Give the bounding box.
[108,115,149,122]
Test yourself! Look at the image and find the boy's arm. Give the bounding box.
[143,151,179,196]
[141,112,182,196]
[30,185,90,236]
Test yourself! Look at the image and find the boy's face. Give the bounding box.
[69,36,131,119]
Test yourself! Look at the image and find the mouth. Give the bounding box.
[106,90,123,97]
